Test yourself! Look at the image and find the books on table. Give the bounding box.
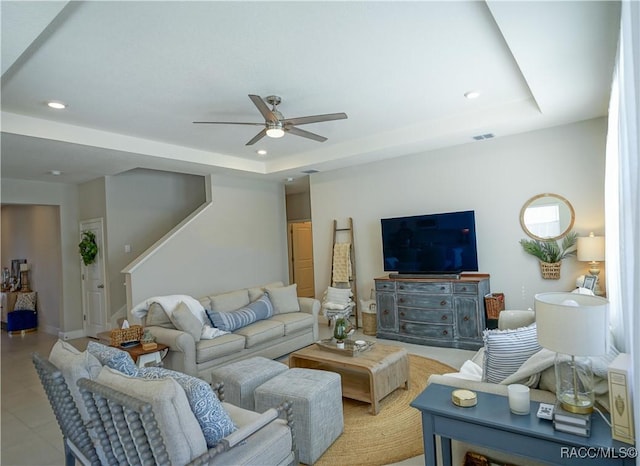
[553,401,591,437]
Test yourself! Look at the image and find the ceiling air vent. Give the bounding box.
[472,133,495,141]
[301,169,319,174]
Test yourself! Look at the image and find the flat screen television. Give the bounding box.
[381,210,479,275]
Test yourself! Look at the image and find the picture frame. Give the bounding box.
[582,275,597,291]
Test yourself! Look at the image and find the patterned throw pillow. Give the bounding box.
[207,295,274,332]
[86,341,140,376]
[140,366,236,447]
[14,292,37,311]
[482,324,541,384]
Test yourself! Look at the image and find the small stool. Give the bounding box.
[254,368,343,465]
[210,356,288,410]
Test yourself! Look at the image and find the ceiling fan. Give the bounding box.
[193,94,348,146]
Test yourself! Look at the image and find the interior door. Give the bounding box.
[80,218,107,337]
[290,222,315,298]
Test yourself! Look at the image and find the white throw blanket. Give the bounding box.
[131,294,228,340]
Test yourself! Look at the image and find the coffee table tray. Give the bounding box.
[316,338,374,356]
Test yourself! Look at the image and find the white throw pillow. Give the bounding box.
[265,284,300,314]
[325,286,352,305]
[169,301,203,342]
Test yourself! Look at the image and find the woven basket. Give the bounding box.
[110,325,144,346]
[484,293,505,320]
[362,311,377,336]
[539,261,561,280]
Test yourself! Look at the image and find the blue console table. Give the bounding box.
[411,383,635,465]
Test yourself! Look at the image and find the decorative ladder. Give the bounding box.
[330,217,359,328]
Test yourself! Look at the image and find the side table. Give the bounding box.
[411,383,635,466]
[120,343,169,368]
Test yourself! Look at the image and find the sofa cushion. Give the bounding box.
[97,367,207,465]
[146,302,175,328]
[140,366,236,447]
[86,341,140,376]
[248,281,284,301]
[49,340,102,419]
[196,333,246,364]
[207,295,274,332]
[270,312,315,335]
[235,319,284,348]
[265,284,300,314]
[210,289,250,313]
[482,324,541,384]
[169,301,203,342]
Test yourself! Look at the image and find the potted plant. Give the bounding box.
[333,317,349,349]
[78,231,98,266]
[519,231,578,279]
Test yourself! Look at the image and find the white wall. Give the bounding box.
[125,174,289,314]
[310,118,607,311]
[1,179,82,334]
[105,169,205,315]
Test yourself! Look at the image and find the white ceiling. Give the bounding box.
[1,1,620,188]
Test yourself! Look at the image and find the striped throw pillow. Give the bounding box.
[482,324,541,384]
[207,294,274,332]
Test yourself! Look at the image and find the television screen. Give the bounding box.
[381,210,479,274]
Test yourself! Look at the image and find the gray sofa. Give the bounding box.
[138,282,321,381]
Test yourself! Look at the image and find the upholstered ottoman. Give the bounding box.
[210,356,288,410]
[254,368,343,465]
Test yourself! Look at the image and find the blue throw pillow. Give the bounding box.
[140,366,236,447]
[207,294,274,332]
[86,341,140,377]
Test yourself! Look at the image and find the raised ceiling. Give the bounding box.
[1,1,620,186]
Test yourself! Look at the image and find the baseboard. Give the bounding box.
[58,329,86,341]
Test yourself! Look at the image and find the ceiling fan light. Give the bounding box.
[266,127,285,138]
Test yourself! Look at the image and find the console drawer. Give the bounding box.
[398,308,453,324]
[396,294,452,309]
[399,321,454,339]
[375,281,395,292]
[396,282,451,294]
[453,283,478,294]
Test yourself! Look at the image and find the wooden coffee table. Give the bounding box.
[289,342,409,414]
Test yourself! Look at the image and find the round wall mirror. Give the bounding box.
[520,193,575,241]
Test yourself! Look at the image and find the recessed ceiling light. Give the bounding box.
[464,91,480,100]
[286,177,294,182]
[47,101,67,109]
[256,149,267,156]
[49,170,62,176]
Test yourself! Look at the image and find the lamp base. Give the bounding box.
[558,392,594,414]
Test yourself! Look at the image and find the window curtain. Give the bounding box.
[604,0,639,447]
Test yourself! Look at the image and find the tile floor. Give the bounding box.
[1,320,475,466]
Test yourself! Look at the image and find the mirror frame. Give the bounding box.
[519,193,575,241]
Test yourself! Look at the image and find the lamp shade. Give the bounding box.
[20,263,29,272]
[577,233,605,262]
[534,292,608,356]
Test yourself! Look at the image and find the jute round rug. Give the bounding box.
[315,354,455,466]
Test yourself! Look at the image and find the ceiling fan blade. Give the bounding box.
[249,94,277,122]
[282,112,347,126]
[193,121,264,125]
[246,128,267,146]
[285,126,327,142]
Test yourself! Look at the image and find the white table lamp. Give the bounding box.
[577,232,605,276]
[535,292,608,414]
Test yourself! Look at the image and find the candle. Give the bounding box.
[507,384,530,415]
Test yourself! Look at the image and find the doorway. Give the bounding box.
[288,221,315,298]
[80,218,108,337]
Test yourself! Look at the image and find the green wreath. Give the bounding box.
[79,231,98,266]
